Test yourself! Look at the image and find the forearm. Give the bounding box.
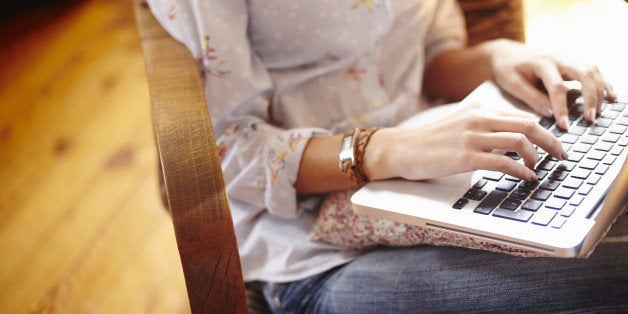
[423,40,501,101]
[294,129,401,195]
[294,134,354,194]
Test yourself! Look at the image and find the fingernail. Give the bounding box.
[561,151,569,160]
[588,108,597,121]
[529,173,539,181]
[561,117,570,129]
[544,108,553,117]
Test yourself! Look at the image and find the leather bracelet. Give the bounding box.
[339,127,380,187]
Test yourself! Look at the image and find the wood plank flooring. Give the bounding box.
[0,0,188,312]
[0,0,626,312]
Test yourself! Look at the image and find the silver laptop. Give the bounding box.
[351,81,628,257]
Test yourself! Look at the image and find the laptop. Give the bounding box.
[351,81,628,257]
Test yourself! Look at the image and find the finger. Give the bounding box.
[605,80,617,101]
[475,132,539,169]
[559,63,604,122]
[482,115,568,160]
[472,152,538,181]
[532,57,570,129]
[490,105,538,119]
[498,73,552,117]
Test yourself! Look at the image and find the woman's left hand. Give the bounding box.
[487,39,616,130]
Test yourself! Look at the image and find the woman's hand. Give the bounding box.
[364,104,569,182]
[486,39,616,130]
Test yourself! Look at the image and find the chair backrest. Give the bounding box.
[132,0,524,313]
[132,0,247,313]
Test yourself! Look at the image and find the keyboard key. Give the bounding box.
[579,159,598,170]
[499,198,522,210]
[531,189,552,201]
[539,179,560,191]
[609,125,627,134]
[562,178,583,190]
[551,216,568,229]
[504,175,522,182]
[595,141,613,152]
[568,125,587,136]
[545,198,567,210]
[473,179,488,189]
[539,117,555,129]
[581,135,598,144]
[601,110,620,119]
[549,169,569,181]
[588,150,606,161]
[474,190,508,215]
[577,117,592,127]
[496,181,517,192]
[602,133,621,143]
[569,195,584,207]
[594,118,613,128]
[453,198,469,209]
[535,169,549,180]
[463,188,487,201]
[560,134,579,144]
[602,155,617,165]
[589,126,606,136]
[560,205,577,217]
[619,137,628,147]
[522,199,543,211]
[483,171,504,181]
[595,164,609,175]
[610,146,624,156]
[557,161,577,171]
[578,184,593,196]
[551,127,566,137]
[554,187,576,199]
[587,174,602,185]
[570,168,591,180]
[537,159,557,171]
[572,143,592,153]
[609,103,626,111]
[510,188,531,200]
[493,208,534,222]
[566,152,585,162]
[519,180,540,190]
[531,208,557,226]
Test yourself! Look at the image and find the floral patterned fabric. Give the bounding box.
[310,189,547,257]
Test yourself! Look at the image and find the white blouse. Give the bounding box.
[148,0,466,282]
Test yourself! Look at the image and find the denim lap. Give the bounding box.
[262,215,628,313]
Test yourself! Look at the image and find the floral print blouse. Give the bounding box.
[148,0,466,282]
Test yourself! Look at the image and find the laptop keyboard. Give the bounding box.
[452,98,628,229]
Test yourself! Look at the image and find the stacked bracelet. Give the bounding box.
[338,127,381,187]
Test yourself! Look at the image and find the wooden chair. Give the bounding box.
[132,0,523,312]
[133,0,248,312]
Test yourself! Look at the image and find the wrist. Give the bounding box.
[362,128,399,181]
[339,127,381,187]
[477,38,521,81]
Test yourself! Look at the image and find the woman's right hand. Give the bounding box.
[364,104,569,182]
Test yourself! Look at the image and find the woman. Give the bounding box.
[148,0,626,312]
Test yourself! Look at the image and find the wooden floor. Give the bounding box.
[0,0,626,312]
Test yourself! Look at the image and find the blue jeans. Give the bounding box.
[259,215,627,313]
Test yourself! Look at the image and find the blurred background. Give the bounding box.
[0,0,626,312]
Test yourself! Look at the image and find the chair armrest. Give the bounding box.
[458,0,525,45]
[132,0,247,312]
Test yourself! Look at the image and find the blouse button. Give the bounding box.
[371,97,384,108]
